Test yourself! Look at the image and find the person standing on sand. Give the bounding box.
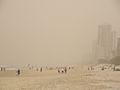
[17,69,21,76]
[113,66,116,71]
[0,67,2,71]
[3,67,5,72]
[40,67,42,72]
[88,67,89,70]
[58,69,60,73]
[64,67,67,73]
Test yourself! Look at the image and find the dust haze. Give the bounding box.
[0,0,120,66]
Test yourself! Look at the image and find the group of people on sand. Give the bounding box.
[58,67,67,74]
[1,65,74,76]
[0,67,6,72]
[88,66,94,70]
[36,67,42,72]
[0,67,21,76]
[87,64,120,71]
[16,67,43,76]
[15,67,67,76]
[0,65,74,76]
[27,64,43,72]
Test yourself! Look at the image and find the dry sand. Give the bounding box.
[0,66,120,90]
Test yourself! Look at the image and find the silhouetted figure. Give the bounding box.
[46,66,48,69]
[17,69,21,76]
[62,70,64,73]
[40,67,42,72]
[31,66,34,70]
[0,67,2,71]
[88,67,89,70]
[58,69,60,73]
[113,66,116,71]
[0,67,6,72]
[64,67,67,73]
[101,67,104,71]
[3,67,5,72]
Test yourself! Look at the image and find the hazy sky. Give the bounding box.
[0,0,120,66]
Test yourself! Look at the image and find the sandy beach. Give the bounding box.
[0,66,120,90]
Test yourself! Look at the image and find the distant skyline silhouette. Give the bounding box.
[0,0,120,65]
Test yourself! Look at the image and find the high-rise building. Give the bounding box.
[97,24,115,60]
[111,31,117,57]
[117,37,120,56]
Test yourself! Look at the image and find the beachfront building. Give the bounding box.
[117,37,120,56]
[96,24,116,61]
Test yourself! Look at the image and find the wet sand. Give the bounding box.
[0,67,120,90]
